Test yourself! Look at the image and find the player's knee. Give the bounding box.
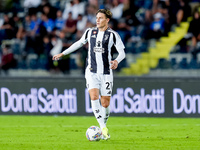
[90,95,99,100]
[89,89,99,100]
[102,102,109,108]
[101,96,110,108]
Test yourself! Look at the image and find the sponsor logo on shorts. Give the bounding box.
[107,91,111,94]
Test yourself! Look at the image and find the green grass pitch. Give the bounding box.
[0,116,200,150]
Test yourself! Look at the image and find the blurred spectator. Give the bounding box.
[100,0,112,9]
[23,14,31,34]
[121,0,141,37]
[153,0,170,34]
[42,34,53,70]
[88,0,99,8]
[86,4,98,26]
[143,0,171,35]
[24,0,41,15]
[62,0,85,20]
[29,13,41,35]
[12,13,23,38]
[188,10,200,59]
[0,14,15,43]
[188,10,200,48]
[110,0,124,20]
[49,35,62,59]
[40,3,57,20]
[146,12,165,40]
[24,12,50,57]
[116,18,131,43]
[24,13,42,55]
[176,0,191,26]
[54,10,65,31]
[57,30,71,74]
[0,44,16,73]
[40,13,55,33]
[64,12,77,40]
[122,0,140,26]
[1,0,23,13]
[62,0,74,20]
[49,31,71,74]
[24,0,41,8]
[151,0,169,15]
[76,14,88,39]
[175,3,197,54]
[168,0,191,26]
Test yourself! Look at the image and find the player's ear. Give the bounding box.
[106,18,110,23]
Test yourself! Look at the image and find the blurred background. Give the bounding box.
[0,0,200,77]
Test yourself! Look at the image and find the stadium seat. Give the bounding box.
[29,59,38,69]
[189,58,199,69]
[38,57,48,70]
[17,59,27,69]
[158,58,171,69]
[170,58,177,69]
[179,58,188,69]
[26,54,38,69]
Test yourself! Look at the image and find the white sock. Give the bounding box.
[91,99,106,129]
[102,105,110,124]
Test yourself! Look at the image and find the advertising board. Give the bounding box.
[0,77,199,117]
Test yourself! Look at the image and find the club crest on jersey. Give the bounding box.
[93,31,97,34]
[93,41,104,53]
[104,34,109,41]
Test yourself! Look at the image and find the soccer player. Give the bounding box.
[52,9,125,140]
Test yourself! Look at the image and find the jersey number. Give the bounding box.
[106,82,112,90]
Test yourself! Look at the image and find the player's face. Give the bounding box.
[96,13,109,30]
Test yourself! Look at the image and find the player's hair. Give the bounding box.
[96,9,112,19]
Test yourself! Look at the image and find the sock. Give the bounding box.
[91,99,106,129]
[102,105,110,124]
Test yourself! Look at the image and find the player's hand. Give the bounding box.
[52,53,64,60]
[110,60,118,70]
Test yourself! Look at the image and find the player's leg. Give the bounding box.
[100,74,113,125]
[100,74,113,140]
[85,70,106,130]
[101,96,111,140]
[86,72,112,140]
[89,88,106,129]
[101,96,110,124]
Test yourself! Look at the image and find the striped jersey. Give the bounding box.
[79,27,125,75]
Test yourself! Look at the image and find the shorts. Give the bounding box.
[85,70,113,96]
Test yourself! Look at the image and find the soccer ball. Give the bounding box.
[86,126,102,141]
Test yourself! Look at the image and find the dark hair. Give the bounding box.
[96,9,112,19]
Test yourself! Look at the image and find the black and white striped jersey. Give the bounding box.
[80,27,125,75]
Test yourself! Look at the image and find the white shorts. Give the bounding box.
[85,70,113,96]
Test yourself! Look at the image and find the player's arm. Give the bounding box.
[110,32,126,70]
[52,40,84,60]
[110,49,125,69]
[52,28,90,60]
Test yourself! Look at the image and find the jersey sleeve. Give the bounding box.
[112,32,124,48]
[79,28,90,44]
[62,40,84,55]
[113,32,126,63]
[62,28,90,55]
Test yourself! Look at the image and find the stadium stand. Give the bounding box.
[0,0,200,77]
